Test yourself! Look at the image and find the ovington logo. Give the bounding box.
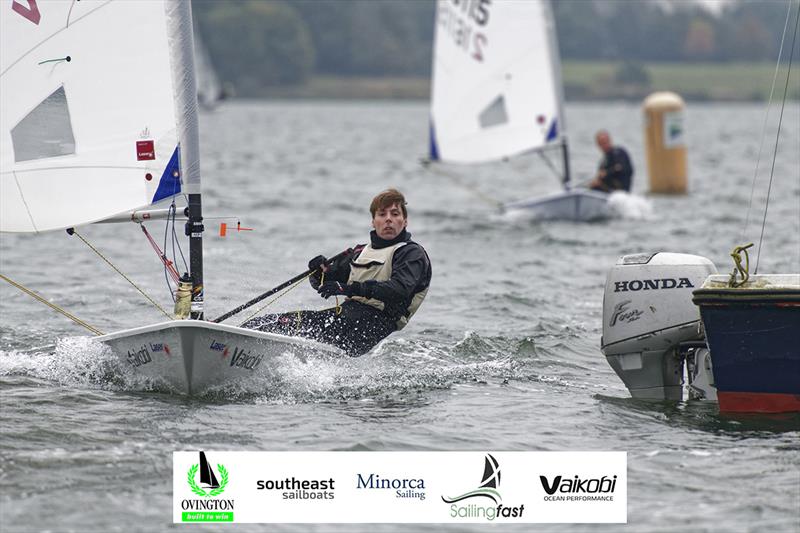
[187,451,229,498]
[181,452,234,523]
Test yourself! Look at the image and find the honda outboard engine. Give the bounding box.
[601,252,717,400]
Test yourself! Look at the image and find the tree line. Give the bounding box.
[192,0,795,95]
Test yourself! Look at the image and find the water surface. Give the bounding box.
[1,100,799,532]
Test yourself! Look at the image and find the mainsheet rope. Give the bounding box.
[236,269,342,327]
[0,273,104,335]
[422,160,504,209]
[68,228,173,320]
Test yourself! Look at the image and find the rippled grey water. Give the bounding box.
[1,101,799,533]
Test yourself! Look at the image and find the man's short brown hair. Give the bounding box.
[370,188,407,218]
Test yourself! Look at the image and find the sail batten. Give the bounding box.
[429,0,564,165]
[0,0,194,233]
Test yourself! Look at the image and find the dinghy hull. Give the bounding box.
[693,275,800,413]
[503,189,611,221]
[97,320,341,395]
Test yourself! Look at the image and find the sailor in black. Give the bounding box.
[243,189,431,356]
[589,130,633,193]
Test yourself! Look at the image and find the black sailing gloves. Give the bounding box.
[308,249,372,299]
[308,255,327,290]
[317,280,370,299]
[318,281,351,298]
[308,254,358,298]
[308,255,327,271]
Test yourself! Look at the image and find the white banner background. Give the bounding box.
[173,451,626,523]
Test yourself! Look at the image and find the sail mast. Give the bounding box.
[561,138,572,188]
[166,0,204,319]
[543,0,571,188]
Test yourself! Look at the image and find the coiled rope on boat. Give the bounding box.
[728,243,754,288]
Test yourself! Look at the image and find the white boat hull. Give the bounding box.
[504,189,611,221]
[97,320,342,395]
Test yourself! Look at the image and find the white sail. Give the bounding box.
[194,27,224,110]
[429,0,563,164]
[0,0,199,233]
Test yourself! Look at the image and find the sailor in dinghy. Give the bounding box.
[588,130,634,193]
[243,189,432,356]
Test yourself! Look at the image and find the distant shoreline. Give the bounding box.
[249,62,800,102]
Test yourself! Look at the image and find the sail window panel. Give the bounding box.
[479,95,509,129]
[11,86,76,162]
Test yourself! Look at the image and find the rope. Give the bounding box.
[168,202,188,277]
[141,224,181,284]
[538,150,564,184]
[740,0,794,244]
[236,267,344,326]
[69,228,174,320]
[0,273,104,335]
[729,243,754,288]
[422,160,504,209]
[320,270,343,316]
[755,1,799,274]
[238,272,313,326]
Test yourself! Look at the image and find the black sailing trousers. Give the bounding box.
[241,301,397,356]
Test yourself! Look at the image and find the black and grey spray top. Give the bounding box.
[312,229,431,329]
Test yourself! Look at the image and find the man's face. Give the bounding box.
[596,133,612,153]
[372,202,407,240]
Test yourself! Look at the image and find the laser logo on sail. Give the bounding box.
[136,140,155,161]
[441,454,525,521]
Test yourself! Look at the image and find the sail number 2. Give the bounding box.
[437,0,491,63]
[12,0,41,25]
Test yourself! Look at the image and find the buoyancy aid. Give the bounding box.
[347,242,428,330]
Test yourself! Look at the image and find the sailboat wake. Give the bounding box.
[219,334,524,403]
[0,333,523,400]
[0,328,605,404]
[606,191,654,220]
[0,336,127,389]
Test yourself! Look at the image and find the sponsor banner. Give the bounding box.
[173,451,626,523]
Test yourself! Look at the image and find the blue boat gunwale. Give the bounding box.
[692,288,800,305]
